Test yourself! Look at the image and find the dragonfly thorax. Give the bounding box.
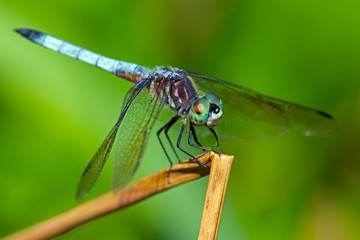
[147,67,199,117]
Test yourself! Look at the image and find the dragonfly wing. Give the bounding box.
[112,80,165,190]
[76,122,120,201]
[75,80,150,201]
[188,72,337,140]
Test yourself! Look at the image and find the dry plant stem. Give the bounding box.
[4,152,217,240]
[198,154,234,240]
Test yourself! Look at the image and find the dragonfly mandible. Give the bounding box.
[15,29,337,200]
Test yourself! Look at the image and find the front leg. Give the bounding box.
[209,128,225,154]
[188,123,212,152]
[176,118,206,167]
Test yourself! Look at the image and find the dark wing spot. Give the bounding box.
[315,110,333,119]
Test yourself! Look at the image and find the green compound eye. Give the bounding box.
[189,98,210,126]
[203,93,223,128]
[205,93,223,110]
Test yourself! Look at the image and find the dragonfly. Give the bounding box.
[15,29,337,200]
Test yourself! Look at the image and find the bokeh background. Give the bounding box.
[1,0,359,239]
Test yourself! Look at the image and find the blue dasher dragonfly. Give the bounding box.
[15,29,337,200]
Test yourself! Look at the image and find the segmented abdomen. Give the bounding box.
[15,29,149,83]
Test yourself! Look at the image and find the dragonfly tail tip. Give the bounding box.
[14,28,41,39]
[14,28,29,35]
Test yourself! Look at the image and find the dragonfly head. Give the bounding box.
[189,93,223,128]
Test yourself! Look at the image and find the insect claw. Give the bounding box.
[193,157,207,167]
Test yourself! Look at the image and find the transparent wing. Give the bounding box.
[112,81,165,190]
[188,72,337,140]
[75,80,152,201]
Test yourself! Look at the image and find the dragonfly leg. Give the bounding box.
[209,128,225,154]
[177,118,207,167]
[157,115,180,167]
[188,123,212,152]
[164,118,181,163]
[190,124,205,151]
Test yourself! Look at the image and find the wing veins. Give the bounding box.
[75,80,147,200]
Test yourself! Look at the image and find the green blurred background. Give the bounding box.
[1,0,359,239]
